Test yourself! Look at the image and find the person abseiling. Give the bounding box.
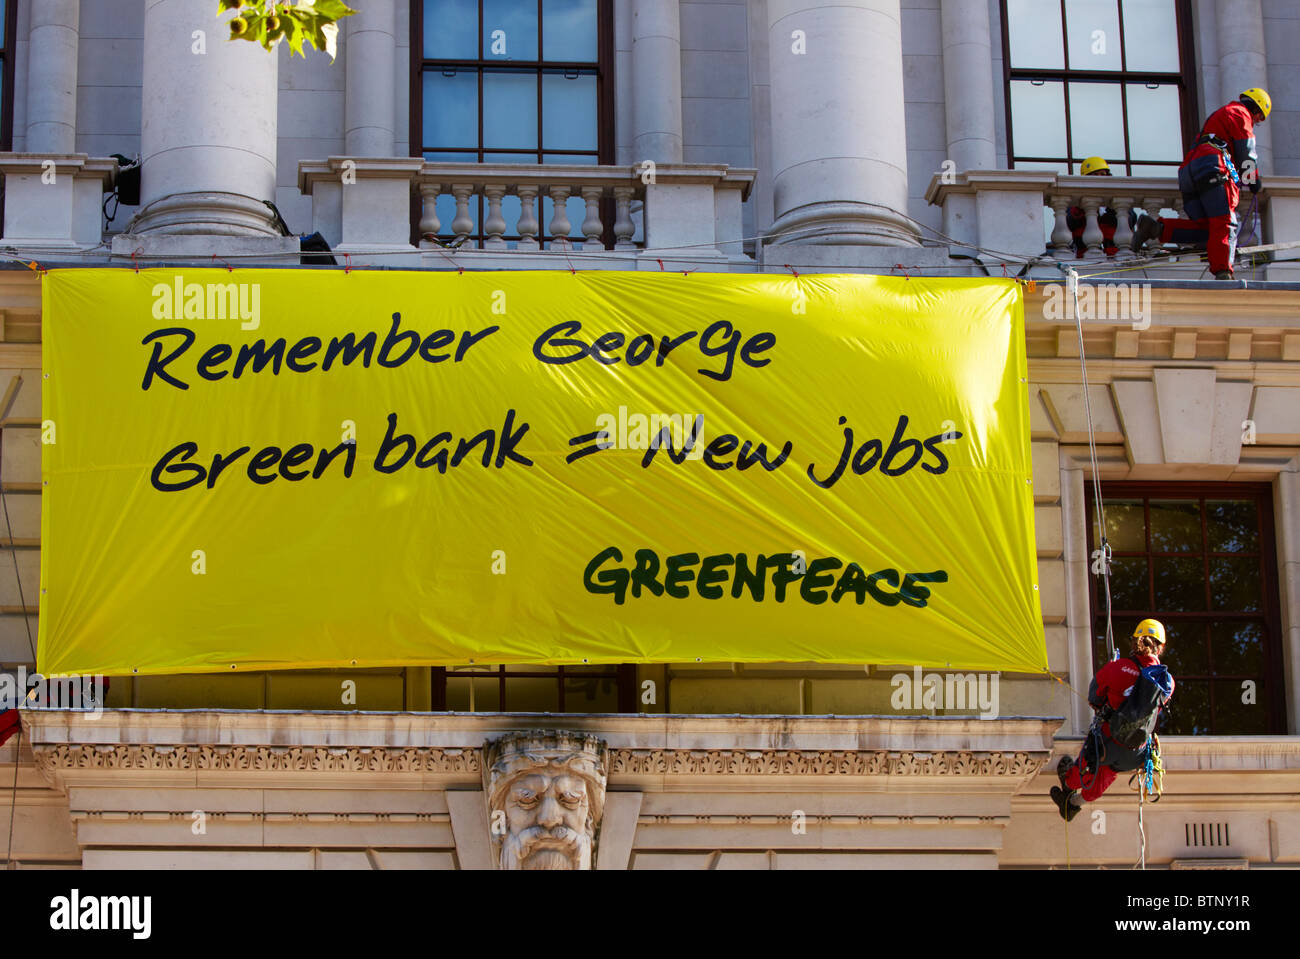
[1066,157,1119,257]
[1131,88,1271,279]
[1050,619,1175,822]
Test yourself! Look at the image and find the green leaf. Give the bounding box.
[305,0,355,20]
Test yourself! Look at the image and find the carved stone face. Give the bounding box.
[501,771,592,870]
[484,730,607,871]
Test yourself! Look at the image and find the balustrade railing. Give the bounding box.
[1045,175,1189,260]
[415,163,643,251]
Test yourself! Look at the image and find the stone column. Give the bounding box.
[631,0,683,164]
[1216,0,1271,174]
[767,0,917,245]
[25,0,80,154]
[345,0,396,156]
[134,0,279,235]
[940,0,995,172]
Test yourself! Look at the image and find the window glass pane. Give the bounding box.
[542,70,598,151]
[483,70,538,148]
[1213,679,1265,733]
[543,0,598,61]
[1149,499,1200,552]
[1154,555,1204,611]
[1013,161,1070,173]
[483,0,539,60]
[1006,0,1063,69]
[445,674,501,711]
[1122,0,1180,72]
[506,678,561,711]
[1162,679,1209,734]
[1068,82,1127,159]
[1065,0,1122,71]
[563,674,621,712]
[1010,80,1067,158]
[1207,500,1258,553]
[1209,557,1261,612]
[1129,164,1179,177]
[1159,622,1208,674]
[423,70,479,148]
[425,0,477,59]
[424,151,479,162]
[1109,555,1148,610]
[1211,620,1263,675]
[1103,500,1145,552]
[1126,83,1184,161]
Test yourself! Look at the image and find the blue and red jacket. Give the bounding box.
[1089,652,1174,741]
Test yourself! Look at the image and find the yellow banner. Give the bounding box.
[39,269,1044,676]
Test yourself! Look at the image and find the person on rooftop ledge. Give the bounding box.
[1066,157,1119,258]
[1130,88,1271,280]
[1051,620,1174,822]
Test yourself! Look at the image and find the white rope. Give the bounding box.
[1135,778,1148,870]
[1068,268,1116,662]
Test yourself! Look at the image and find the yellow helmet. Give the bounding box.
[1241,87,1272,120]
[1133,618,1166,646]
[1081,156,1111,176]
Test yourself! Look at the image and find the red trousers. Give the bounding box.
[1063,752,1118,802]
[1160,167,1241,274]
[1159,211,1239,274]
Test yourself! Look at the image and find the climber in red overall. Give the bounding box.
[1131,88,1271,279]
[1051,620,1174,821]
[1066,157,1118,257]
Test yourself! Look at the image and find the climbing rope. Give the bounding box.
[1066,267,1117,662]
[1136,775,1147,870]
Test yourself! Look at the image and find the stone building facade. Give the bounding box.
[1,0,1298,868]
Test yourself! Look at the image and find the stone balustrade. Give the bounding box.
[927,171,1300,278]
[298,158,755,268]
[414,163,644,252]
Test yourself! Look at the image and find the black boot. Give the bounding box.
[1131,214,1163,252]
[1051,786,1082,822]
[1057,756,1074,790]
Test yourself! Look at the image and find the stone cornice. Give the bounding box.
[23,711,1061,789]
[31,742,1045,780]
[22,709,1062,754]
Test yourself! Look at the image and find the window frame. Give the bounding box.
[409,0,615,248]
[998,0,1201,174]
[431,663,637,713]
[1085,481,1286,735]
[409,1,615,163]
[0,0,15,151]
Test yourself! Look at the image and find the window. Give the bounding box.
[1000,0,1198,174]
[411,0,614,247]
[434,664,636,712]
[1086,484,1286,735]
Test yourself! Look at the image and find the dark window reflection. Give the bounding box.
[1088,489,1278,735]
